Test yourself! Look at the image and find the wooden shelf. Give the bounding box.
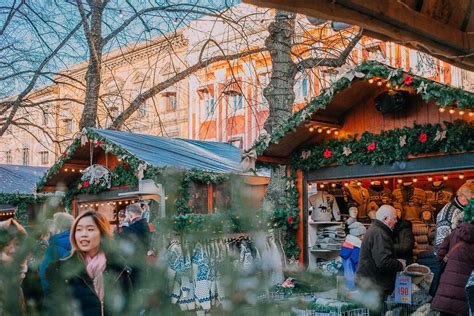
[309,221,343,225]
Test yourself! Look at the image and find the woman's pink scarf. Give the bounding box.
[85,251,107,301]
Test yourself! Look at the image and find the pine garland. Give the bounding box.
[251,61,474,156]
[294,120,474,171]
[271,170,300,260]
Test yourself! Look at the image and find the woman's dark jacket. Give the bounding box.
[431,222,474,315]
[356,220,404,296]
[45,248,132,316]
[393,219,414,264]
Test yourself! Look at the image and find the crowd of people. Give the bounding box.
[0,183,473,315]
[352,182,474,315]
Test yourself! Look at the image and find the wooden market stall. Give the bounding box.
[36,128,269,231]
[252,61,474,266]
[0,164,49,223]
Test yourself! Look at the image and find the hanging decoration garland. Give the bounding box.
[270,170,300,260]
[250,61,474,156]
[293,120,473,171]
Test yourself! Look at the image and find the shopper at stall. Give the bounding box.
[435,182,474,252]
[393,207,414,265]
[340,221,366,290]
[431,202,474,316]
[39,212,74,295]
[116,203,150,252]
[356,205,405,311]
[45,211,132,315]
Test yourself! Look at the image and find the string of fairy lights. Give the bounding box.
[310,172,468,190]
[78,200,137,209]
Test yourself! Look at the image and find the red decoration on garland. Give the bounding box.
[61,151,67,157]
[323,148,333,159]
[287,215,293,225]
[418,133,428,143]
[83,181,89,188]
[97,140,104,147]
[403,74,413,86]
[123,162,129,168]
[367,142,376,152]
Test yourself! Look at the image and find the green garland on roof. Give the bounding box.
[251,61,474,156]
[294,120,474,171]
[0,193,46,224]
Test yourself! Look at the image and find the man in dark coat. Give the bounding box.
[431,219,474,315]
[393,208,414,265]
[356,204,405,311]
[116,203,150,285]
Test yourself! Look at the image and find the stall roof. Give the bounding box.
[244,0,474,71]
[91,129,242,173]
[252,61,474,159]
[0,164,48,194]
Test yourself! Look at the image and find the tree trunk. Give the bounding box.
[79,0,104,129]
[261,11,296,214]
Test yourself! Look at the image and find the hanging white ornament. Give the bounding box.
[335,64,365,81]
[301,150,311,160]
[416,81,428,94]
[81,164,112,189]
[399,135,407,147]
[79,128,88,146]
[136,163,148,180]
[342,146,352,156]
[434,130,447,141]
[259,129,271,146]
[387,69,400,80]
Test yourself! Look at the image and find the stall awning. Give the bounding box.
[306,152,474,181]
[0,164,48,194]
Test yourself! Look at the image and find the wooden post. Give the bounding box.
[208,183,214,213]
[296,169,304,264]
[72,197,77,217]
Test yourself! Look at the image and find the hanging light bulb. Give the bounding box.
[344,182,348,187]
[64,168,68,172]
[449,108,455,114]
[368,78,374,84]
[309,126,315,132]
[469,111,474,117]
[334,130,339,136]
[459,110,465,115]
[397,179,403,184]
[71,169,75,172]
[459,174,465,180]
[331,183,336,188]
[439,107,446,113]
[357,181,362,186]
[377,81,383,86]
[412,178,418,183]
[370,181,374,185]
[326,129,332,134]
[317,128,323,133]
[386,82,391,88]
[443,175,449,181]
[383,179,389,185]
[427,176,433,181]
[320,183,325,189]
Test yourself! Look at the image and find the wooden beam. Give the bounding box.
[257,155,290,164]
[244,0,474,70]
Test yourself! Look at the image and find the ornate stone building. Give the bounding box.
[1,4,472,166]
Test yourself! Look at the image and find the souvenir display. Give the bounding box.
[344,181,370,219]
[425,181,453,214]
[368,181,393,206]
[309,191,341,222]
[392,182,426,221]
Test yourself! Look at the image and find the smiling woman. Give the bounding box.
[45,211,132,315]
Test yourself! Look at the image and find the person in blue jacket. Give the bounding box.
[39,212,74,294]
[340,221,366,291]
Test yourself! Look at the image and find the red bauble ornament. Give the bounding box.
[367,142,376,152]
[418,132,428,143]
[287,215,293,225]
[123,162,129,168]
[403,74,414,86]
[323,148,333,159]
[97,140,104,147]
[83,181,89,188]
[61,151,67,157]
